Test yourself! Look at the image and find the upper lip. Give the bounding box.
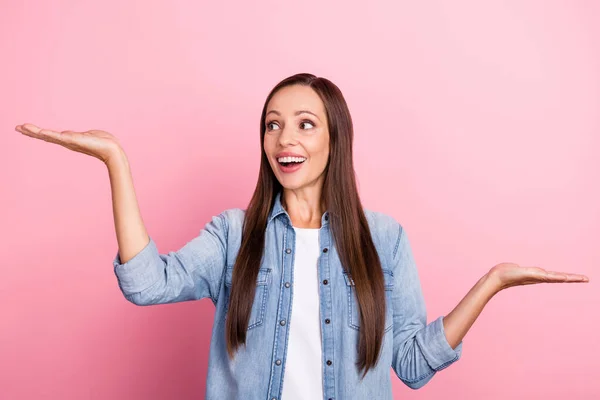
[275,152,307,159]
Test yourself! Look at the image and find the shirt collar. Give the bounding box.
[268,190,287,224]
[267,190,330,227]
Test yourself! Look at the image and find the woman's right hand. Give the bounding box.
[16,123,123,164]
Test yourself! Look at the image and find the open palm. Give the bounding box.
[16,123,121,163]
[489,263,589,291]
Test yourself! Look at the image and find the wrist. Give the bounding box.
[105,145,128,168]
[481,270,504,296]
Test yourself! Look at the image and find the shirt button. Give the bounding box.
[325,318,330,324]
[322,279,328,285]
[322,248,328,253]
[272,398,277,400]
[325,215,329,221]
[285,248,292,254]
[326,360,332,366]
[284,282,290,288]
[280,319,286,326]
[275,359,281,366]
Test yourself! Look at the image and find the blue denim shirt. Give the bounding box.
[113,192,462,399]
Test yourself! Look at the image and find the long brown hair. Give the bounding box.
[226,73,387,378]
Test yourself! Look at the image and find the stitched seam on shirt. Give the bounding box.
[247,277,269,330]
[278,222,295,398]
[398,336,459,384]
[435,354,459,371]
[399,337,437,384]
[267,217,285,398]
[401,369,435,385]
[214,213,228,305]
[435,354,458,371]
[392,224,402,260]
[126,271,163,298]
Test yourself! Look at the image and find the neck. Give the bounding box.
[281,186,325,229]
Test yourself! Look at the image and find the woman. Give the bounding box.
[16,73,589,400]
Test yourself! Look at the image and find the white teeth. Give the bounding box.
[277,156,306,163]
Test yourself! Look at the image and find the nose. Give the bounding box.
[278,124,298,147]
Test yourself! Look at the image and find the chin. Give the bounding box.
[279,181,303,190]
[277,177,306,190]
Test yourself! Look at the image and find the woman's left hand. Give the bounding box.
[488,263,589,292]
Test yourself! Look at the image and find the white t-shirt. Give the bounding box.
[281,226,324,399]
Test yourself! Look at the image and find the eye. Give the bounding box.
[300,120,315,130]
[266,121,280,131]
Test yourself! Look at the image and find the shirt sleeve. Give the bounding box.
[112,212,228,306]
[390,223,463,389]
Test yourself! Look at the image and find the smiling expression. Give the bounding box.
[263,84,330,191]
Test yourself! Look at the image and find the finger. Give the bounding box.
[524,267,555,280]
[17,124,44,139]
[16,124,31,134]
[22,124,60,136]
[18,123,44,137]
[22,123,42,133]
[21,124,67,143]
[543,271,569,282]
[561,273,589,282]
[542,271,589,283]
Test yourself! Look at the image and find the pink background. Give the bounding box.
[2,1,599,399]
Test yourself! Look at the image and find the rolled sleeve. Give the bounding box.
[390,223,463,389]
[111,212,229,306]
[113,236,163,295]
[415,315,462,371]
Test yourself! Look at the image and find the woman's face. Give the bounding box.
[263,84,330,191]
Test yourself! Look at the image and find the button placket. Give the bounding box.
[318,224,336,399]
[269,223,296,399]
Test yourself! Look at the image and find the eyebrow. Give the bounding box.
[266,109,321,121]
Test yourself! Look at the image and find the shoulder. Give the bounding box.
[208,208,246,262]
[363,209,403,241]
[213,208,246,239]
[219,207,246,225]
[363,208,404,261]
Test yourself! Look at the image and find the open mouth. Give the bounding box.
[279,160,305,167]
[277,156,306,168]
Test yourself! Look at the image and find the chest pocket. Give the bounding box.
[343,268,394,333]
[224,266,272,331]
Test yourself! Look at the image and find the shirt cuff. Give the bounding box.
[113,237,163,294]
[418,315,463,371]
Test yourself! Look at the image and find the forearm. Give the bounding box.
[442,272,501,349]
[105,147,150,264]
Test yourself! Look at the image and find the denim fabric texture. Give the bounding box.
[113,191,462,399]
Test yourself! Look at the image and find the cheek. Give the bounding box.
[315,136,330,160]
[263,135,278,156]
[307,139,329,166]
